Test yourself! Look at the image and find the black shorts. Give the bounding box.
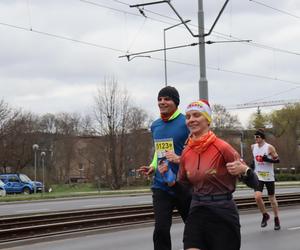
[254,181,275,195]
[183,203,241,250]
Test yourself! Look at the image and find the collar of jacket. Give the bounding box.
[167,109,181,121]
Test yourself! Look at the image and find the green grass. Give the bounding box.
[51,183,99,193]
[0,183,151,202]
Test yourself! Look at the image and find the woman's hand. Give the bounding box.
[226,153,248,176]
[165,151,180,164]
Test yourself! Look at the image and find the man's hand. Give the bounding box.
[262,154,270,162]
[137,166,154,176]
[262,154,280,163]
[165,151,180,164]
[226,153,248,176]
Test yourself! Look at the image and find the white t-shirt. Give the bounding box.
[252,142,275,182]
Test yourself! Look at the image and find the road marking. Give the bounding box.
[136,201,150,204]
[83,204,112,208]
[288,226,300,231]
[16,208,50,213]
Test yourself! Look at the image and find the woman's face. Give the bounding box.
[186,110,209,136]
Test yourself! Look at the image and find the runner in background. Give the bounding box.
[138,86,190,250]
[252,128,281,230]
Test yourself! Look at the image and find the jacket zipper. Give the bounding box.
[197,154,200,170]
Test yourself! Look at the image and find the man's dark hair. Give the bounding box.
[158,86,180,107]
[255,128,266,139]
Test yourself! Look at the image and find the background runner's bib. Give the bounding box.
[252,143,275,182]
[154,138,174,159]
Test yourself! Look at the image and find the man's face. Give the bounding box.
[254,135,263,143]
[158,96,176,115]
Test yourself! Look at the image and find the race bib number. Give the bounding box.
[154,138,174,158]
[257,171,270,178]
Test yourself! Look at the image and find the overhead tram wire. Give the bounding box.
[211,31,300,56]
[148,56,300,87]
[109,0,128,6]
[249,0,300,19]
[1,22,299,90]
[126,17,148,52]
[1,20,299,89]
[0,21,124,53]
[240,86,300,104]
[79,0,176,26]
[26,0,33,30]
[113,0,300,56]
[83,0,300,57]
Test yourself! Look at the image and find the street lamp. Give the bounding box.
[163,20,190,86]
[32,144,39,194]
[240,131,244,159]
[41,151,46,194]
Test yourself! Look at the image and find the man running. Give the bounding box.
[252,129,281,230]
[138,86,190,250]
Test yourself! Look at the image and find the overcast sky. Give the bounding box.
[0,0,299,126]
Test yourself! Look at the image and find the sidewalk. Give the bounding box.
[237,181,300,189]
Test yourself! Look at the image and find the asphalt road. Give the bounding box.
[4,205,300,250]
[0,187,299,216]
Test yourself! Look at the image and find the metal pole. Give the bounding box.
[41,152,46,194]
[32,144,39,194]
[34,151,37,194]
[240,131,244,159]
[163,30,167,86]
[198,0,208,100]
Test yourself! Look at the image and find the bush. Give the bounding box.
[275,174,300,181]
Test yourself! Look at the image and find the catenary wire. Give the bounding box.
[249,0,300,19]
[80,0,176,26]
[243,86,300,104]
[148,56,300,86]
[0,21,299,92]
[0,21,124,53]
[98,0,300,56]
[1,19,299,89]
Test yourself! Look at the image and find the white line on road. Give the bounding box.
[83,204,112,208]
[136,201,150,204]
[16,208,50,213]
[288,226,300,231]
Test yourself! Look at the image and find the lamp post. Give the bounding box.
[240,131,244,159]
[32,144,39,194]
[163,20,190,86]
[41,151,46,194]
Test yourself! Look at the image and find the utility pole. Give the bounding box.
[198,0,208,100]
[127,0,232,100]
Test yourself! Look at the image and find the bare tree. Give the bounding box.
[211,104,241,129]
[127,107,152,132]
[94,78,131,189]
[0,107,40,173]
[39,113,57,134]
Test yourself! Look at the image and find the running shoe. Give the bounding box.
[261,213,270,227]
[274,217,281,230]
